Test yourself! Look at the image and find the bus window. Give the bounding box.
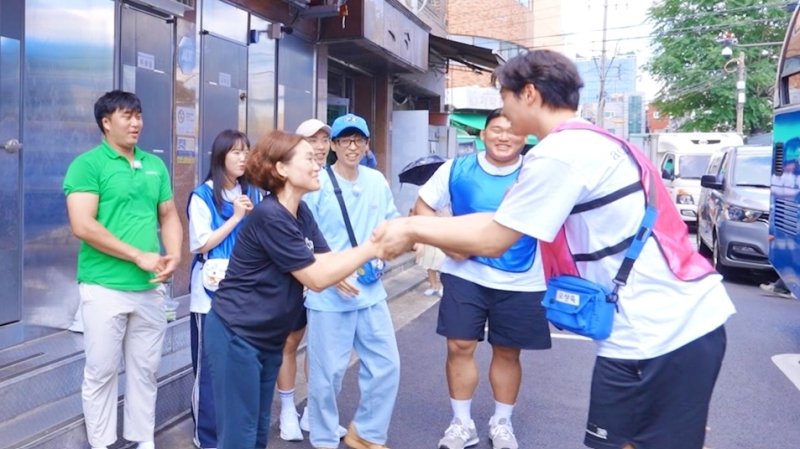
[788,73,800,104]
[781,7,800,105]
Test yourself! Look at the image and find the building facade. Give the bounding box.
[574,53,645,138]
[531,0,566,51]
[444,0,531,109]
[0,0,449,343]
[0,1,484,445]
[647,106,671,133]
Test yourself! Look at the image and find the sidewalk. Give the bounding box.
[152,258,432,449]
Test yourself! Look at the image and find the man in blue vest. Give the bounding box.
[414,109,551,449]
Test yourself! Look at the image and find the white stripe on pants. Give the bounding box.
[79,283,167,447]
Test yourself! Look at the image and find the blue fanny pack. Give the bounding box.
[357,258,386,285]
[541,275,617,340]
[541,205,657,340]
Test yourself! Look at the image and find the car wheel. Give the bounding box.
[712,237,730,278]
[696,231,712,257]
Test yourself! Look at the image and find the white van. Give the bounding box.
[655,132,744,225]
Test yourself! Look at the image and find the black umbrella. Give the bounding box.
[398,155,447,186]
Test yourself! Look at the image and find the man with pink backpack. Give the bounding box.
[373,50,734,449]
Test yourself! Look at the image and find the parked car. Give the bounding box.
[697,145,773,277]
[654,132,743,226]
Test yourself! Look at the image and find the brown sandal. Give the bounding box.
[343,423,390,449]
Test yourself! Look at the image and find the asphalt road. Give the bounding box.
[262,278,800,449]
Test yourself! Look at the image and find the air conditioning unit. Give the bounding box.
[136,0,194,16]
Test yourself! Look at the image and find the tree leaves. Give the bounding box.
[646,0,791,134]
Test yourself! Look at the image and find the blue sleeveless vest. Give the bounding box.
[449,154,537,272]
[188,183,261,295]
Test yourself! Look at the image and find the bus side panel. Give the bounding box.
[770,109,800,297]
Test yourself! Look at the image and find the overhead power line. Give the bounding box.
[472,16,791,50]
[444,0,794,36]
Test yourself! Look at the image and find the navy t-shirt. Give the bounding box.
[211,195,329,352]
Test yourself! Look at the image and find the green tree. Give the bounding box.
[646,0,791,134]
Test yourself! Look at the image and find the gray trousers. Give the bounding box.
[79,283,167,447]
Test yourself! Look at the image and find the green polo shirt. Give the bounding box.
[63,140,173,291]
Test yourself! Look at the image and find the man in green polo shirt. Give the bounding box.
[63,90,182,449]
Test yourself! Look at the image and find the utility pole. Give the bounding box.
[596,0,609,128]
[735,51,746,135]
[720,32,746,135]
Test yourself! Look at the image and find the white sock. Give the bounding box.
[136,442,154,449]
[493,401,514,423]
[450,398,472,424]
[278,388,296,415]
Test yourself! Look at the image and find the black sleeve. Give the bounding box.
[253,202,318,273]
[300,201,330,254]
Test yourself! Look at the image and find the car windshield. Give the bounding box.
[733,153,771,187]
[679,154,712,179]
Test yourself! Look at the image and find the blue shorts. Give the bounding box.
[436,273,551,350]
[585,325,726,449]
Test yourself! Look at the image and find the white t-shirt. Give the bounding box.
[418,152,546,292]
[188,181,242,314]
[494,119,735,359]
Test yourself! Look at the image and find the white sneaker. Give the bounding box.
[488,417,518,449]
[300,406,310,431]
[280,411,303,442]
[136,442,155,449]
[424,288,437,296]
[299,406,347,438]
[760,282,795,299]
[437,418,478,449]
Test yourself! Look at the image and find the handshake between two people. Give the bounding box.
[370,217,468,262]
[370,217,415,261]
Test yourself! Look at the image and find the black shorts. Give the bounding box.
[585,325,726,449]
[436,273,552,350]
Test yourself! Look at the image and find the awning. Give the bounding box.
[429,35,504,73]
[450,113,488,132]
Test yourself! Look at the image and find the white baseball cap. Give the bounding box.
[295,119,331,137]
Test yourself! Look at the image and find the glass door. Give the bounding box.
[0,0,23,326]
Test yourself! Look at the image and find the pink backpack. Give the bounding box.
[538,121,715,282]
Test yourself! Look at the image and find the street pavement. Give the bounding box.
[157,277,800,449]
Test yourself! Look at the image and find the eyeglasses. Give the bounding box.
[335,137,367,147]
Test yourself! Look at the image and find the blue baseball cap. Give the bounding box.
[331,113,370,139]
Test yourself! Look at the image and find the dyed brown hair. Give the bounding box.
[246,130,305,194]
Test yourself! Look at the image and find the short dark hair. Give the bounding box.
[205,129,252,211]
[246,130,305,194]
[492,50,584,111]
[484,108,505,128]
[94,90,142,134]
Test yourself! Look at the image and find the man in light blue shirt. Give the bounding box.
[303,113,400,449]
